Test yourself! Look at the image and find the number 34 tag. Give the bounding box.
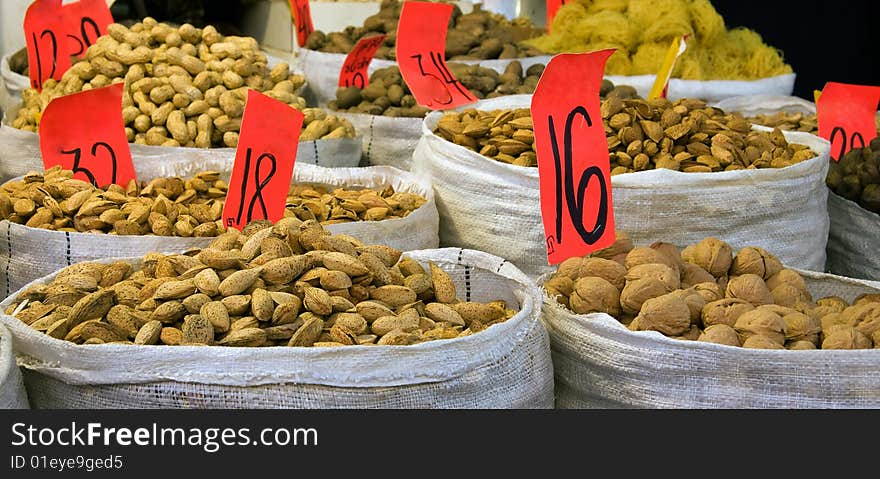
[532,50,617,265]
[39,83,137,188]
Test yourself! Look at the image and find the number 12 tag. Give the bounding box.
[24,0,114,90]
[532,50,617,265]
[39,83,136,188]
[222,90,304,231]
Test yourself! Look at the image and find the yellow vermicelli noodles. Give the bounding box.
[526,0,792,80]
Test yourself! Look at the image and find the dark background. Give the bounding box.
[712,0,878,99]
[109,0,878,100]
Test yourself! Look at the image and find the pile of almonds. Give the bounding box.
[9,219,516,347]
[433,80,638,167]
[11,18,355,146]
[286,184,426,224]
[746,111,819,135]
[544,234,880,350]
[435,107,537,167]
[746,111,880,139]
[437,97,817,171]
[602,98,817,173]
[1,167,226,236]
[0,167,426,235]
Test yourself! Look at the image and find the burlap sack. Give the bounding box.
[2,248,553,409]
[541,269,880,408]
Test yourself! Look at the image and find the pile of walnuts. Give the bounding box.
[544,235,880,350]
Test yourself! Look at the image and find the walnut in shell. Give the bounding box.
[698,324,741,347]
[734,308,786,345]
[725,274,774,306]
[633,293,691,336]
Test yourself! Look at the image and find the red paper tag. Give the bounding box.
[222,90,304,231]
[532,50,617,265]
[817,82,880,162]
[60,0,114,58]
[338,34,386,88]
[396,1,476,110]
[289,0,315,48]
[39,83,136,188]
[546,0,568,31]
[24,0,113,90]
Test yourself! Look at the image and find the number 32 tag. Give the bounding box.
[222,90,304,231]
[532,50,617,265]
[39,83,136,188]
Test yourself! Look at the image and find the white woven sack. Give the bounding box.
[413,94,831,278]
[1,53,28,112]
[334,110,423,170]
[826,192,880,280]
[0,162,440,296]
[297,48,552,106]
[713,94,816,117]
[2,248,553,409]
[540,269,880,409]
[0,106,361,183]
[0,322,29,409]
[604,73,796,103]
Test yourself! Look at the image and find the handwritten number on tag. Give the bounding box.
[547,107,608,246]
[61,142,119,187]
[234,148,278,226]
[829,127,866,162]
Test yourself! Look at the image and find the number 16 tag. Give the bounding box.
[222,90,304,231]
[39,83,136,188]
[532,50,617,265]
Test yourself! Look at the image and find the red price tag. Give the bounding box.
[39,83,136,188]
[817,82,880,162]
[222,90,304,231]
[532,50,617,265]
[289,0,315,48]
[338,34,386,88]
[24,0,113,90]
[546,1,568,31]
[396,1,476,110]
[60,0,114,58]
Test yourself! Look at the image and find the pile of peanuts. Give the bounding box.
[11,18,355,147]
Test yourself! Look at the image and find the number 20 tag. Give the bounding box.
[532,50,617,265]
[222,90,304,231]
[39,83,136,188]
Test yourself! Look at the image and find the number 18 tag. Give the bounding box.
[532,50,617,265]
[222,90,304,231]
[39,83,136,188]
